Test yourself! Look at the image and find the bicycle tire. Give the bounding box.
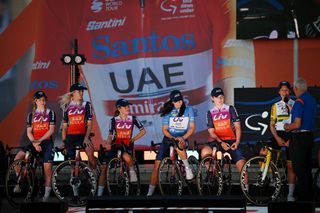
[129,160,141,196]
[158,157,183,195]
[106,158,129,196]
[314,168,320,203]
[240,156,282,205]
[52,160,97,207]
[5,159,34,209]
[197,156,223,195]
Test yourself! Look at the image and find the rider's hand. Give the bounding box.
[84,138,94,150]
[33,141,42,152]
[221,142,230,151]
[230,142,238,150]
[276,138,287,147]
[283,140,289,147]
[176,137,185,149]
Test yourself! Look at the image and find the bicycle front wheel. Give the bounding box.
[197,156,222,195]
[106,158,129,196]
[240,156,282,205]
[129,160,141,196]
[52,160,97,207]
[5,159,34,209]
[158,157,182,195]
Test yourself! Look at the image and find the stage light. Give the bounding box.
[61,54,86,65]
[61,54,72,64]
[74,54,86,64]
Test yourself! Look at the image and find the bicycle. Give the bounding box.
[51,143,97,207]
[196,141,233,196]
[5,147,46,209]
[239,140,287,205]
[105,142,140,196]
[151,138,196,196]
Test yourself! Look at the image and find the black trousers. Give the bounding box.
[289,131,314,201]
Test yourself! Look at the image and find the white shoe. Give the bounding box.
[129,170,138,182]
[13,185,21,193]
[287,195,296,202]
[185,167,194,180]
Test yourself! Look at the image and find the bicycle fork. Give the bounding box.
[260,150,272,182]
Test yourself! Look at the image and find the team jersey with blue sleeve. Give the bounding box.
[162,106,195,137]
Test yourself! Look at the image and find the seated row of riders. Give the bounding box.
[12,79,312,201]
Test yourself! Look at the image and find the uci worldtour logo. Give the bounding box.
[92,32,196,59]
[91,0,103,13]
[91,0,123,13]
[245,111,269,135]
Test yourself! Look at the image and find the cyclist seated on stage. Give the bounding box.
[147,90,196,196]
[13,91,56,202]
[97,99,146,197]
[201,87,245,173]
[261,81,296,202]
[59,83,97,174]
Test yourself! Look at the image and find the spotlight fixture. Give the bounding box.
[61,54,86,65]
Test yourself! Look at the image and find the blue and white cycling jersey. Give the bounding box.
[162,106,195,137]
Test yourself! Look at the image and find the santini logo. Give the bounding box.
[87,17,126,31]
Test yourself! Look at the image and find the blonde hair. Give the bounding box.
[58,92,73,110]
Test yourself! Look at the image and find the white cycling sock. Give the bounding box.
[44,186,52,198]
[182,159,190,169]
[97,185,105,196]
[147,184,156,196]
[288,184,295,196]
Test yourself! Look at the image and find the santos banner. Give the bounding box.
[0,0,319,149]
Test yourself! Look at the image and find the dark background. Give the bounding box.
[237,0,320,39]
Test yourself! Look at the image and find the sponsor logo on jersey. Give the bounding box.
[86,17,126,31]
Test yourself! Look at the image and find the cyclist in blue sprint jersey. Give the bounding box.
[147,90,196,196]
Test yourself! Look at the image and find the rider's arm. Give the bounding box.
[206,111,223,143]
[131,116,146,142]
[131,128,146,143]
[84,120,93,142]
[162,124,174,139]
[62,123,68,143]
[182,121,195,141]
[84,102,93,142]
[181,106,196,140]
[234,121,241,147]
[61,108,68,143]
[27,126,35,143]
[207,128,223,143]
